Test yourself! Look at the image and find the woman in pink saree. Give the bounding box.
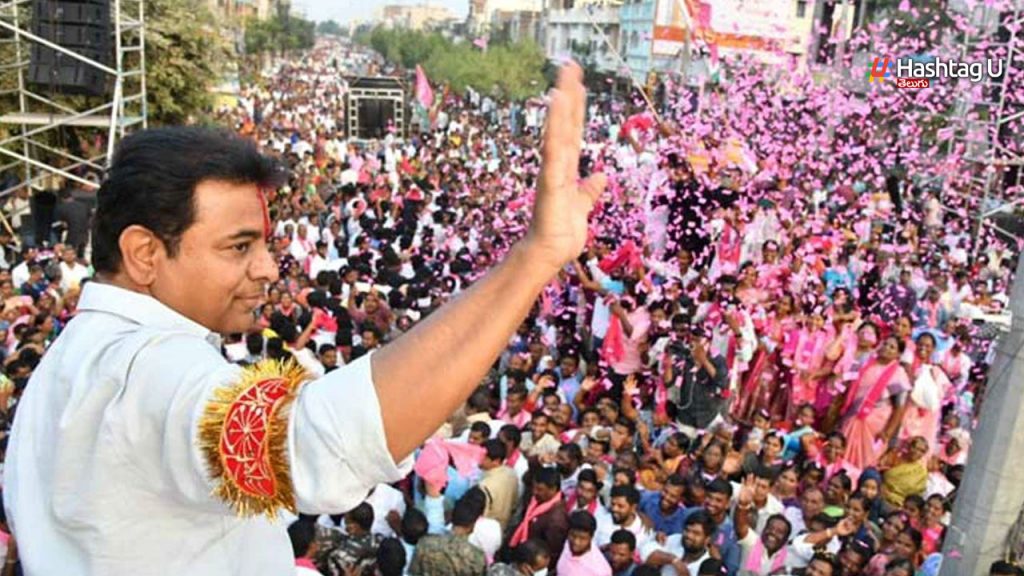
[840,335,911,470]
[732,294,798,423]
[900,333,950,454]
[787,310,830,419]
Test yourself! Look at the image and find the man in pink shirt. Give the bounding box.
[557,511,612,576]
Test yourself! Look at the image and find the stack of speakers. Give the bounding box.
[28,0,111,96]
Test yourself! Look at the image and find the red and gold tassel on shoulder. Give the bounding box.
[199,359,309,518]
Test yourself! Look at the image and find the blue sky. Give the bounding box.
[295,0,468,25]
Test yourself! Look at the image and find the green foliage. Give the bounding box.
[359,27,546,100]
[245,14,315,55]
[145,0,232,125]
[317,19,345,36]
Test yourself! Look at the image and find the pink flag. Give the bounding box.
[414,64,433,109]
[473,35,489,51]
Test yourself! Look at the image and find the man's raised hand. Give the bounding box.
[524,62,607,276]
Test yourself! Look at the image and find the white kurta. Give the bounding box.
[4,282,411,575]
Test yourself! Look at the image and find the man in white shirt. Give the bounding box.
[640,509,714,575]
[5,64,606,575]
[57,247,90,293]
[597,485,652,550]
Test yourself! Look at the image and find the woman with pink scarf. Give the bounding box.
[787,311,830,420]
[840,336,912,470]
[732,294,797,424]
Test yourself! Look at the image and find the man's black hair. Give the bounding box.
[697,558,726,576]
[685,508,717,539]
[467,388,491,413]
[610,528,636,550]
[568,510,598,535]
[470,421,492,439]
[534,467,561,490]
[245,332,264,356]
[400,507,428,546]
[287,519,317,558]
[610,485,641,506]
[92,127,286,274]
[452,494,482,528]
[376,538,407,576]
[706,478,733,498]
[483,438,507,462]
[499,423,522,446]
[513,539,549,566]
[347,502,374,532]
[558,442,583,463]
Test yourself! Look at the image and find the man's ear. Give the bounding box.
[117,225,163,287]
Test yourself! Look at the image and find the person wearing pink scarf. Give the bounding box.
[509,469,570,567]
[557,511,612,576]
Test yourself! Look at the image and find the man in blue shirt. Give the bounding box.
[639,474,688,536]
[680,478,741,575]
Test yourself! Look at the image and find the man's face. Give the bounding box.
[533,483,556,503]
[607,542,633,571]
[507,392,526,415]
[142,180,278,334]
[576,481,597,506]
[531,415,548,438]
[320,348,337,367]
[361,330,378,348]
[556,449,577,477]
[62,248,76,263]
[610,496,635,525]
[567,528,592,556]
[660,484,683,512]
[762,518,789,553]
[704,491,730,518]
[838,549,867,576]
[560,356,578,376]
[681,522,710,555]
[805,559,834,576]
[468,430,486,445]
[802,490,825,519]
[344,518,365,537]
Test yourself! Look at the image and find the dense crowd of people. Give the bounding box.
[0,36,1019,576]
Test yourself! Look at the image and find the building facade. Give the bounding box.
[380,4,459,30]
[543,0,621,73]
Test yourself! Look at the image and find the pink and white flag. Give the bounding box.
[414,64,433,109]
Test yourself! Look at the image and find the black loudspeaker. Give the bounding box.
[28,0,111,96]
[356,99,396,140]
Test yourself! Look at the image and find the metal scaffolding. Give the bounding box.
[0,0,147,197]
[944,0,1024,252]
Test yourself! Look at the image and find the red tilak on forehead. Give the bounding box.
[256,187,271,239]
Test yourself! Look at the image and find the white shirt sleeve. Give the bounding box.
[127,335,410,517]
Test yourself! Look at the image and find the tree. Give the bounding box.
[245,14,315,57]
[360,27,546,100]
[143,0,232,125]
[317,19,344,36]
